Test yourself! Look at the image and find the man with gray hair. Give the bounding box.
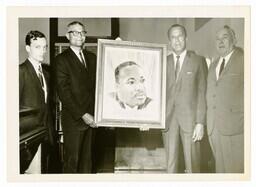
[54,21,97,173]
[206,25,244,173]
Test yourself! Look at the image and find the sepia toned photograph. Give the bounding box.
[5,5,251,183]
[95,39,167,129]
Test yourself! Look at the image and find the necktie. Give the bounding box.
[79,51,87,68]
[175,55,180,80]
[219,58,225,77]
[38,65,44,88]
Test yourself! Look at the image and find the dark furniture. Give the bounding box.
[19,107,48,173]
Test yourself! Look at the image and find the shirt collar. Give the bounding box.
[28,57,41,72]
[173,50,187,66]
[221,50,234,64]
[173,50,187,60]
[70,46,83,55]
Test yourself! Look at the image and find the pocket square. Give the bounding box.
[186,71,193,75]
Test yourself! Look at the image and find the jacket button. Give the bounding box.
[213,106,216,109]
[212,94,216,98]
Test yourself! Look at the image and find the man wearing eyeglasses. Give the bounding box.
[54,21,97,173]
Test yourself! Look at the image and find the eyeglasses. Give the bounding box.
[68,31,87,37]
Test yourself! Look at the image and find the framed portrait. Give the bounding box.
[95,39,167,129]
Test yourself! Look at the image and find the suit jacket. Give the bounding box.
[54,48,96,132]
[19,59,55,173]
[206,47,244,136]
[19,59,51,130]
[166,51,208,133]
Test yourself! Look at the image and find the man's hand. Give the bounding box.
[192,123,204,142]
[82,113,97,128]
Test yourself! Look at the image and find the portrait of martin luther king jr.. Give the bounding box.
[109,61,152,111]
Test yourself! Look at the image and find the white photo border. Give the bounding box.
[6,5,250,182]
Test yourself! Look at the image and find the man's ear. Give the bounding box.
[25,45,30,53]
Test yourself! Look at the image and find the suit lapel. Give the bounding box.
[25,59,45,104]
[67,47,87,70]
[176,52,189,84]
[42,66,49,99]
[217,48,238,81]
[219,49,237,80]
[208,57,219,82]
[168,54,175,80]
[212,59,218,82]
[25,59,44,93]
[83,50,90,71]
[42,67,49,87]
[166,54,175,92]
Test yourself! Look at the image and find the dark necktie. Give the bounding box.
[38,65,44,88]
[79,51,87,68]
[175,55,180,80]
[219,58,225,77]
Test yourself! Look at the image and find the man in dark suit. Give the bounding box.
[207,25,244,173]
[162,24,208,173]
[54,21,97,173]
[19,30,55,173]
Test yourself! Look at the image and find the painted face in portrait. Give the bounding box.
[216,27,236,57]
[169,26,187,55]
[66,24,86,48]
[25,37,47,63]
[116,65,147,108]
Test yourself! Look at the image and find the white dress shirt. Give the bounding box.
[215,50,234,80]
[70,46,86,65]
[29,57,47,103]
[173,50,187,71]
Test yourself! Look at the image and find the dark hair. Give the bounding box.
[115,61,139,83]
[167,24,187,39]
[67,21,85,28]
[25,30,46,46]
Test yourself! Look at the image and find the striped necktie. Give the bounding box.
[79,51,87,68]
[38,65,44,88]
[175,55,180,80]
